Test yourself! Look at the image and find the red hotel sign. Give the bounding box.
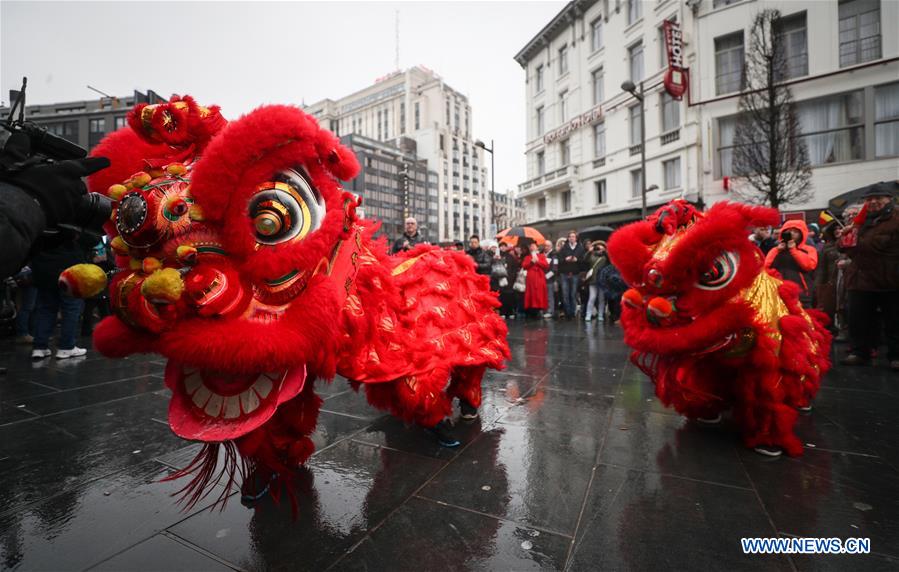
[663,19,686,100]
[543,105,603,144]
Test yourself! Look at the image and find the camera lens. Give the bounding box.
[74,192,113,234]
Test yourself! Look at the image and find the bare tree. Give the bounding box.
[731,9,812,209]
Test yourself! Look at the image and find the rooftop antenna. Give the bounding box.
[395,9,400,71]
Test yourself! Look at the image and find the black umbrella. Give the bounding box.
[578,225,615,242]
[828,180,899,216]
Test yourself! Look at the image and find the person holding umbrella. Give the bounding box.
[521,241,549,318]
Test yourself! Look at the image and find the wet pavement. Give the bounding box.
[1,319,898,571]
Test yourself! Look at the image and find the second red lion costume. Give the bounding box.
[607,200,832,456]
[78,97,509,504]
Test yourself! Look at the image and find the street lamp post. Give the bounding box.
[475,139,496,237]
[621,80,648,218]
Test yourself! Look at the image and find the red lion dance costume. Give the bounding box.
[74,96,509,504]
[607,200,831,456]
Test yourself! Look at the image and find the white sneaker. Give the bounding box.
[31,348,52,360]
[56,347,87,359]
[585,316,593,322]
[598,316,604,322]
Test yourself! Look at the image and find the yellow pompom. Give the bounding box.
[141,257,162,274]
[148,168,165,179]
[108,184,128,201]
[110,236,130,256]
[141,268,184,304]
[176,244,198,265]
[129,171,152,188]
[165,163,187,176]
[188,204,205,221]
[58,264,107,298]
[129,258,142,271]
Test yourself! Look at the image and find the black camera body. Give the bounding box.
[1,78,112,234]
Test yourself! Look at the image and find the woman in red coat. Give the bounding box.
[522,242,549,317]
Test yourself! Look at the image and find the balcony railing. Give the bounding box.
[593,157,606,168]
[517,164,577,197]
[629,143,643,156]
[660,129,680,145]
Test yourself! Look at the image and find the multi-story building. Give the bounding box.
[697,0,898,216]
[492,190,527,231]
[516,0,899,234]
[305,67,491,243]
[339,133,438,241]
[515,0,701,239]
[0,90,167,151]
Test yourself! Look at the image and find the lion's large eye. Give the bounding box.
[250,169,325,245]
[697,251,739,290]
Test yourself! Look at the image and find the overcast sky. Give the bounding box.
[1,0,563,196]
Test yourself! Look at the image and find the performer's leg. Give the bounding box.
[449,365,487,420]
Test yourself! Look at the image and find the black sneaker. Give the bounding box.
[460,401,479,420]
[429,420,461,448]
[753,445,783,457]
[840,354,870,366]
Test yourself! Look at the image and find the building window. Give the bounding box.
[536,105,545,135]
[629,104,642,146]
[717,116,737,178]
[593,122,606,158]
[627,0,642,25]
[591,17,603,52]
[114,116,127,130]
[839,0,881,67]
[561,190,572,213]
[661,92,680,133]
[377,110,382,140]
[44,121,78,144]
[88,118,106,147]
[595,179,607,204]
[715,31,744,95]
[797,90,865,165]
[558,44,569,75]
[538,197,547,218]
[536,150,546,176]
[414,102,421,130]
[592,68,604,106]
[713,0,741,7]
[560,139,570,166]
[536,64,544,93]
[631,169,643,198]
[446,99,451,124]
[400,102,406,134]
[559,90,568,123]
[629,42,644,83]
[663,157,681,190]
[874,82,899,157]
[775,12,808,80]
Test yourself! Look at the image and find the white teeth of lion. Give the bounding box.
[192,385,212,408]
[253,375,273,399]
[223,395,241,419]
[204,393,224,418]
[183,371,202,396]
[240,389,260,414]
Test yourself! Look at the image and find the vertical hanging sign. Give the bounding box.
[663,19,687,100]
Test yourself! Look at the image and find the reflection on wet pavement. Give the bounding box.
[1,321,897,570]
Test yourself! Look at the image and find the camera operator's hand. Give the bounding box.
[5,156,109,227]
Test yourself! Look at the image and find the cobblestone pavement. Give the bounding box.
[1,320,897,570]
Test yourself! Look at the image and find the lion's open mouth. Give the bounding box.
[164,361,307,441]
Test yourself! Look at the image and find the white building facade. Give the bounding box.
[515,0,702,238]
[516,0,899,234]
[306,67,490,243]
[697,0,899,214]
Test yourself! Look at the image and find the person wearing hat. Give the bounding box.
[583,240,609,322]
[838,182,899,370]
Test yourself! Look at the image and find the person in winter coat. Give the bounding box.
[498,243,521,318]
[521,242,549,317]
[751,226,778,255]
[584,240,610,322]
[465,235,492,276]
[598,263,627,324]
[542,241,558,319]
[815,223,843,334]
[838,184,899,370]
[557,231,586,319]
[30,232,94,360]
[390,217,428,254]
[765,220,818,307]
